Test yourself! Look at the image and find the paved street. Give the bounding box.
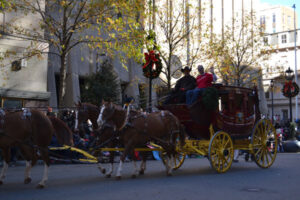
[0,153,300,200]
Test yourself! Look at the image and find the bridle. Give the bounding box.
[74,110,79,130]
[97,103,130,131]
[97,104,116,127]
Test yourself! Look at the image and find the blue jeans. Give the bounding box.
[186,88,206,105]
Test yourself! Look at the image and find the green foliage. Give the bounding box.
[202,87,218,110]
[80,60,120,106]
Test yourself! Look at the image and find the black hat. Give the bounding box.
[181,66,191,72]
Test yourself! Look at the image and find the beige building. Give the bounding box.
[0,3,50,109]
[259,3,298,33]
[262,29,300,122]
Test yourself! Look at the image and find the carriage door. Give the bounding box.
[234,92,244,124]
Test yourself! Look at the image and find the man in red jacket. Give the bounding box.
[186,65,217,105]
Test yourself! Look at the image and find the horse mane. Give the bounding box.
[48,116,74,146]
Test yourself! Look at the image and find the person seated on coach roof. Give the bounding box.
[164,66,196,104]
[186,65,217,106]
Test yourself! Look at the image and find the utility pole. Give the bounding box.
[293,4,298,121]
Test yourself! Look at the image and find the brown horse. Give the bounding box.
[0,109,54,188]
[75,102,99,137]
[48,116,74,146]
[97,102,185,179]
[93,108,150,178]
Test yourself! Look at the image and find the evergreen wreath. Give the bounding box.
[282,81,299,98]
[142,50,162,79]
[202,87,219,110]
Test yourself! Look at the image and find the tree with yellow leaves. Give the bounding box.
[202,13,275,87]
[5,0,145,107]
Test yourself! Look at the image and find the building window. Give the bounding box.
[287,16,291,26]
[260,15,266,31]
[265,92,269,99]
[11,60,21,71]
[2,98,23,109]
[281,34,287,43]
[272,14,276,23]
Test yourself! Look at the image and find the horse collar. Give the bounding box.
[0,109,5,117]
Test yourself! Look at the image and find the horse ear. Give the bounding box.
[78,101,82,106]
[101,99,105,105]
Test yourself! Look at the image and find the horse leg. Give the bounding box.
[105,151,115,178]
[161,151,173,176]
[19,144,38,184]
[97,153,106,175]
[139,152,147,175]
[36,148,50,189]
[116,140,134,180]
[131,150,140,179]
[0,147,10,185]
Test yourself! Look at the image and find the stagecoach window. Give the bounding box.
[220,95,229,114]
[3,99,22,109]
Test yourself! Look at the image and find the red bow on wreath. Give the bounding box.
[143,50,158,69]
[284,81,295,93]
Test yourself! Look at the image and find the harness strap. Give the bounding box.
[118,103,130,131]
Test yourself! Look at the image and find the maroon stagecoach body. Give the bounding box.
[159,84,261,140]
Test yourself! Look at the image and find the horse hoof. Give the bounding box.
[36,184,45,189]
[131,174,137,179]
[167,173,173,177]
[116,176,121,180]
[105,174,111,178]
[0,180,3,185]
[139,170,144,175]
[24,178,32,184]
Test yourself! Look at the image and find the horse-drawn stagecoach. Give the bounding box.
[73,83,277,175]
[0,83,277,187]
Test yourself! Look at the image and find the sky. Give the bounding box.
[260,0,300,27]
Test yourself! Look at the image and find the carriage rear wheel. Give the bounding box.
[251,119,277,168]
[208,131,234,173]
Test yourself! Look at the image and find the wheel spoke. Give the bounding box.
[266,148,274,161]
[254,146,263,156]
[264,149,269,165]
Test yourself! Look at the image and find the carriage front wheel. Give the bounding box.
[208,131,234,173]
[160,151,186,170]
[251,119,277,168]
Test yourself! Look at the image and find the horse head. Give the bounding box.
[75,102,99,135]
[97,101,130,131]
[97,101,116,127]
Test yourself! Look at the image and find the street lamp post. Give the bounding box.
[270,79,274,124]
[284,67,295,122]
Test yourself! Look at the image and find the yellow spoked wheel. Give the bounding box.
[251,119,277,168]
[160,151,186,170]
[208,131,234,173]
[159,132,186,170]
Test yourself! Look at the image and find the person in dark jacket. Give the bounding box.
[164,66,196,104]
